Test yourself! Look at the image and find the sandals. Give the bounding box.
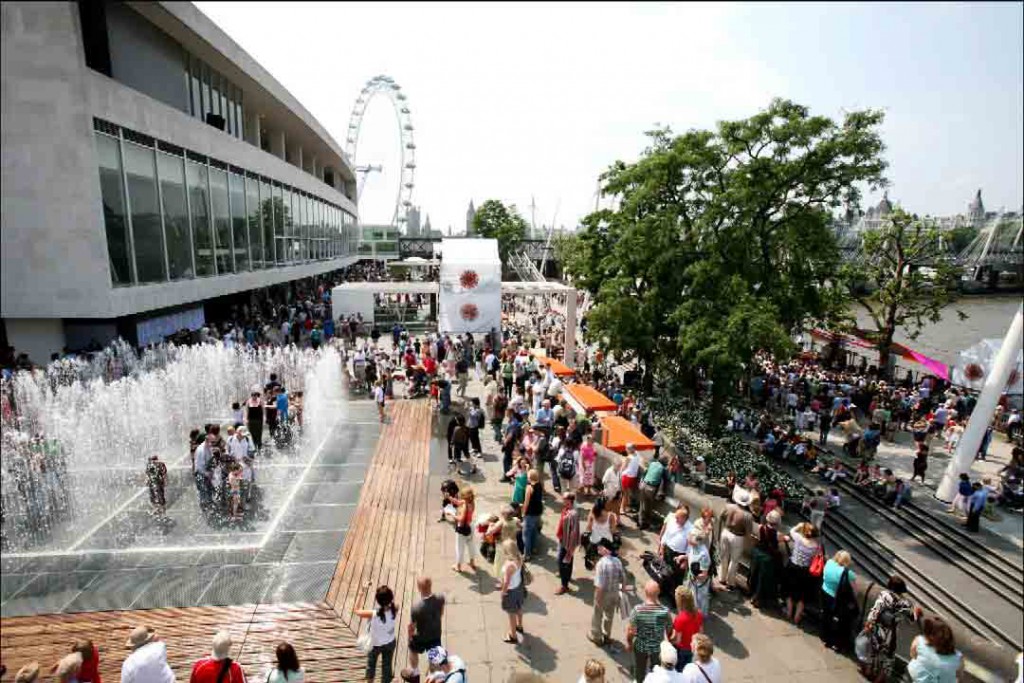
[502,634,517,643]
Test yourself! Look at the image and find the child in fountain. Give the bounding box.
[228,462,244,521]
[231,401,243,427]
[146,454,168,517]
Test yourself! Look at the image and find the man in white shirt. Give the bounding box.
[193,435,213,510]
[228,428,249,463]
[121,626,175,683]
[658,504,693,572]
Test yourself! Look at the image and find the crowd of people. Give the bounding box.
[2,263,1012,683]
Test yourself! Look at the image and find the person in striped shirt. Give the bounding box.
[627,580,672,681]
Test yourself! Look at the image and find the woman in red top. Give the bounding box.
[671,585,704,670]
[74,639,101,683]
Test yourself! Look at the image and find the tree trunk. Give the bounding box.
[708,374,728,436]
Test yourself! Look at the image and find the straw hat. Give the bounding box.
[125,625,156,649]
[14,663,40,683]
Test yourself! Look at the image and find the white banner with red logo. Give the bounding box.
[438,238,502,334]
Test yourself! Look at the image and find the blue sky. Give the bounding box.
[196,1,1023,231]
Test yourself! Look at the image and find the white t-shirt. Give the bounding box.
[369,609,396,647]
[644,666,685,682]
[662,515,693,554]
[681,658,722,683]
[602,467,620,498]
[623,454,641,478]
[374,386,385,404]
[121,642,176,683]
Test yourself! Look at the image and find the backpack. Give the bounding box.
[557,450,576,479]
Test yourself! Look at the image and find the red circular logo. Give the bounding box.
[460,270,479,289]
[964,363,984,381]
[460,303,479,321]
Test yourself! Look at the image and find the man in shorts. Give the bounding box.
[401,576,446,683]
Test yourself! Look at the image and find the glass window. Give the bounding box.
[189,56,202,118]
[260,179,275,266]
[225,85,234,136]
[283,187,294,263]
[274,184,286,265]
[304,194,313,260]
[297,192,306,261]
[236,88,244,140]
[210,69,220,118]
[201,62,211,119]
[209,167,232,273]
[95,133,132,285]
[158,152,192,280]
[186,161,214,276]
[220,81,229,130]
[124,143,166,283]
[246,176,262,269]
[229,171,248,271]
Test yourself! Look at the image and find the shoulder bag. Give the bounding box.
[808,546,825,578]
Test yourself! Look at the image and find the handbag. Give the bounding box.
[854,632,871,662]
[808,547,825,578]
[355,630,372,654]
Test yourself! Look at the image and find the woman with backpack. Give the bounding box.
[820,550,858,653]
[354,586,399,683]
[858,576,921,682]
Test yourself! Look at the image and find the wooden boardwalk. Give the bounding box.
[0,401,433,681]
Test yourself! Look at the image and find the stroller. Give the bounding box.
[582,531,623,570]
[641,549,686,596]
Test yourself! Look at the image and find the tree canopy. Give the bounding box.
[471,199,528,264]
[842,207,964,377]
[563,98,888,408]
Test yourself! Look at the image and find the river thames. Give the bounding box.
[853,294,1022,370]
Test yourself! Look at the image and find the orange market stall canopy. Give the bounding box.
[564,383,618,414]
[599,415,656,454]
[534,355,574,378]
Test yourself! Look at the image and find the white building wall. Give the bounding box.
[2,1,360,322]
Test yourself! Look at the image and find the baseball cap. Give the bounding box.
[426,646,448,666]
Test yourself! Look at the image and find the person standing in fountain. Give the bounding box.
[245,391,264,452]
[146,455,168,518]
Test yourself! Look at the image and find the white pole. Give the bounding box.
[935,305,1024,501]
[563,290,577,369]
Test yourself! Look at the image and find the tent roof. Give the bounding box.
[565,383,617,413]
[331,282,439,294]
[599,415,656,453]
[534,355,574,377]
[440,238,500,265]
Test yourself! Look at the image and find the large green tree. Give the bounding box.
[471,199,528,265]
[563,99,888,414]
[843,207,964,378]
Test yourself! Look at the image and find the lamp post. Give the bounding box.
[935,305,1024,501]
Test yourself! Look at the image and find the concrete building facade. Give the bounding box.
[2,1,361,362]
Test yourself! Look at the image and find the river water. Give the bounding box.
[852,294,1022,371]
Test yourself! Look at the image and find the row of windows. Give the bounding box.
[94,125,357,286]
[185,52,244,140]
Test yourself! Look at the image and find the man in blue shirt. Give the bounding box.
[276,387,289,423]
[535,399,554,429]
[965,481,989,532]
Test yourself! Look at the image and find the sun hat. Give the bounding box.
[55,653,82,678]
[14,662,40,683]
[125,625,155,649]
[211,630,233,660]
[426,646,448,666]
